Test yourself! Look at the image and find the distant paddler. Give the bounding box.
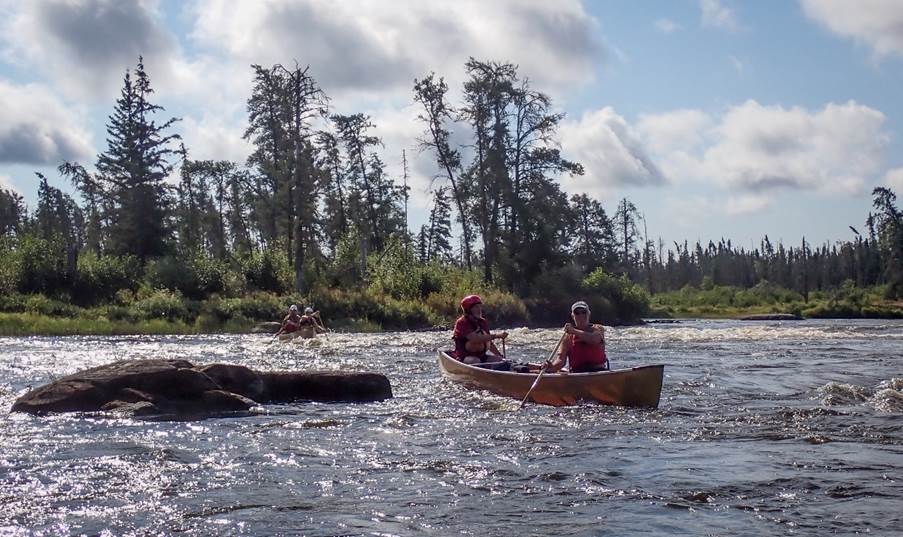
[273,304,302,341]
[297,307,328,339]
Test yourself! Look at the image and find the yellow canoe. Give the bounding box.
[438,351,664,408]
[278,325,317,341]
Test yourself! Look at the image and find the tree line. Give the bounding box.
[0,56,901,309]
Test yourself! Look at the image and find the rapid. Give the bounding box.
[1,319,901,535]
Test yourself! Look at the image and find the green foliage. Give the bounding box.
[367,234,420,299]
[146,251,237,299]
[581,268,649,323]
[1,234,69,294]
[24,294,81,317]
[74,251,140,303]
[241,248,291,293]
[203,292,284,322]
[133,289,189,321]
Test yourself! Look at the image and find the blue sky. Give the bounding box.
[1,0,902,249]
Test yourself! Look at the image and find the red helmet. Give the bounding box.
[460,294,482,313]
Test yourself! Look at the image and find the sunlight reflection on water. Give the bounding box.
[0,319,901,535]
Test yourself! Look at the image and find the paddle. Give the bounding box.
[519,331,568,409]
[314,311,329,340]
[270,326,285,344]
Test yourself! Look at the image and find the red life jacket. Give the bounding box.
[453,315,489,359]
[567,329,607,372]
[283,314,301,333]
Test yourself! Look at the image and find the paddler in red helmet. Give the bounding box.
[452,294,508,365]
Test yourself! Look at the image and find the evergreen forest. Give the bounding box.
[1,58,901,334]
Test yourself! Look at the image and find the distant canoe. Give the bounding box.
[438,351,664,408]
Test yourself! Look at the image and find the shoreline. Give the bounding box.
[2,310,901,337]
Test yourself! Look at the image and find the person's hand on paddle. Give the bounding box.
[564,323,579,335]
[493,331,508,341]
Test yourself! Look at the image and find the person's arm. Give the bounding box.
[566,323,603,345]
[546,336,571,372]
[466,330,505,344]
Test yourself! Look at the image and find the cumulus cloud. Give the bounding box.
[1,0,181,101]
[702,100,887,193]
[700,0,739,31]
[885,167,903,191]
[558,107,665,197]
[801,0,903,58]
[188,0,602,100]
[637,100,888,195]
[0,81,94,165]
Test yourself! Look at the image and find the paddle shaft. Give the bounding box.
[314,311,329,339]
[519,331,568,408]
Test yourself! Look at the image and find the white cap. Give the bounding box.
[289,305,298,312]
[304,307,314,314]
[571,301,590,313]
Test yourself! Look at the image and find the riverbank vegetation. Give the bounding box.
[1,58,901,335]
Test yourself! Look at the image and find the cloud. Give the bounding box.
[801,0,903,58]
[725,194,771,215]
[637,100,889,196]
[655,18,681,33]
[180,116,253,165]
[0,81,94,165]
[637,109,713,154]
[0,173,14,192]
[703,100,887,193]
[700,0,739,31]
[1,0,181,101]
[885,167,903,191]
[558,107,666,197]
[729,55,744,74]
[188,0,602,100]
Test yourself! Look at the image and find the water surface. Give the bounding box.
[1,319,901,535]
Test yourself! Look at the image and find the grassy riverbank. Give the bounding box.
[0,269,649,336]
[650,281,903,319]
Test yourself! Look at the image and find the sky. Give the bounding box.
[1,0,902,250]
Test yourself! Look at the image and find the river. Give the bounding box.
[1,319,901,536]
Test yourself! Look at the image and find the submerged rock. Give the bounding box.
[11,359,392,419]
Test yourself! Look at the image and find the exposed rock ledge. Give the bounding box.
[11,359,392,418]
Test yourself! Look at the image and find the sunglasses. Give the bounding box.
[573,309,588,315]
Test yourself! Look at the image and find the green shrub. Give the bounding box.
[241,248,291,293]
[146,252,234,299]
[581,268,649,323]
[74,252,140,303]
[23,294,81,317]
[134,289,188,321]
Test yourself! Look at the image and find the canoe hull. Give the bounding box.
[438,351,663,408]
[278,326,317,341]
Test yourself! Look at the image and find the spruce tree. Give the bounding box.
[92,57,180,261]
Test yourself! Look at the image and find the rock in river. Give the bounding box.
[11,359,392,419]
